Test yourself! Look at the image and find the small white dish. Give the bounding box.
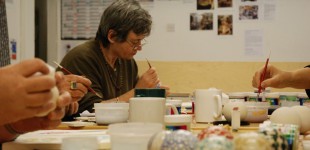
[80,110,95,117]
[75,117,96,122]
[62,122,95,128]
[95,107,129,125]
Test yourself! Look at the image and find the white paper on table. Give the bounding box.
[15,130,109,144]
[244,29,264,56]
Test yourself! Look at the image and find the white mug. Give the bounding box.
[129,97,178,124]
[166,99,182,115]
[194,88,222,122]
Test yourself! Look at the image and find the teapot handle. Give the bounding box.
[213,95,222,119]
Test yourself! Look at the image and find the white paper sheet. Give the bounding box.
[15,130,109,144]
[244,29,264,56]
[263,0,276,21]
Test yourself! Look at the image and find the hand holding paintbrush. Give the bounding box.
[146,58,161,88]
[256,50,271,100]
[53,61,103,99]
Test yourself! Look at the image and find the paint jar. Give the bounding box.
[280,92,299,107]
[164,115,192,131]
[298,93,310,106]
[265,93,280,106]
[286,93,298,101]
[248,93,262,102]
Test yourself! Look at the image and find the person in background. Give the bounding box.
[59,0,169,120]
[252,64,310,96]
[0,59,72,143]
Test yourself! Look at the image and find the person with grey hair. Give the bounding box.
[59,0,169,120]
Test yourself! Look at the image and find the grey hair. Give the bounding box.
[95,0,152,48]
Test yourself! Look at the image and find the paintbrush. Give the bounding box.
[145,58,161,88]
[146,58,152,68]
[257,50,271,100]
[53,61,103,99]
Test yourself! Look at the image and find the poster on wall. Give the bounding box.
[61,0,113,40]
[218,15,233,35]
[190,13,213,30]
[197,0,214,10]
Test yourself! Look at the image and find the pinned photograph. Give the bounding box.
[197,0,214,10]
[239,5,258,20]
[241,0,257,2]
[138,0,154,2]
[218,15,233,35]
[190,13,213,30]
[218,0,232,8]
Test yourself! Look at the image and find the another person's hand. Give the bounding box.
[252,65,291,89]
[135,67,160,88]
[6,72,72,133]
[8,90,71,133]
[60,75,91,102]
[160,85,171,96]
[65,102,79,116]
[0,59,56,125]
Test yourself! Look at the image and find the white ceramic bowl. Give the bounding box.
[244,102,270,123]
[94,103,129,109]
[222,101,248,121]
[95,106,129,125]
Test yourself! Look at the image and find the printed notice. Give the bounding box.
[244,29,263,56]
[263,0,276,20]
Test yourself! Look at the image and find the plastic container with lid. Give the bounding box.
[164,115,192,131]
[108,122,163,150]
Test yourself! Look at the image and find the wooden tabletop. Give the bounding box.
[3,122,305,150]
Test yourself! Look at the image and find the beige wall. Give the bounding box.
[136,61,310,94]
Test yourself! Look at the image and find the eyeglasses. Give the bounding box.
[126,39,147,50]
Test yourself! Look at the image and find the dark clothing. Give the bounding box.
[0,0,10,67]
[59,39,138,120]
[305,65,310,98]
